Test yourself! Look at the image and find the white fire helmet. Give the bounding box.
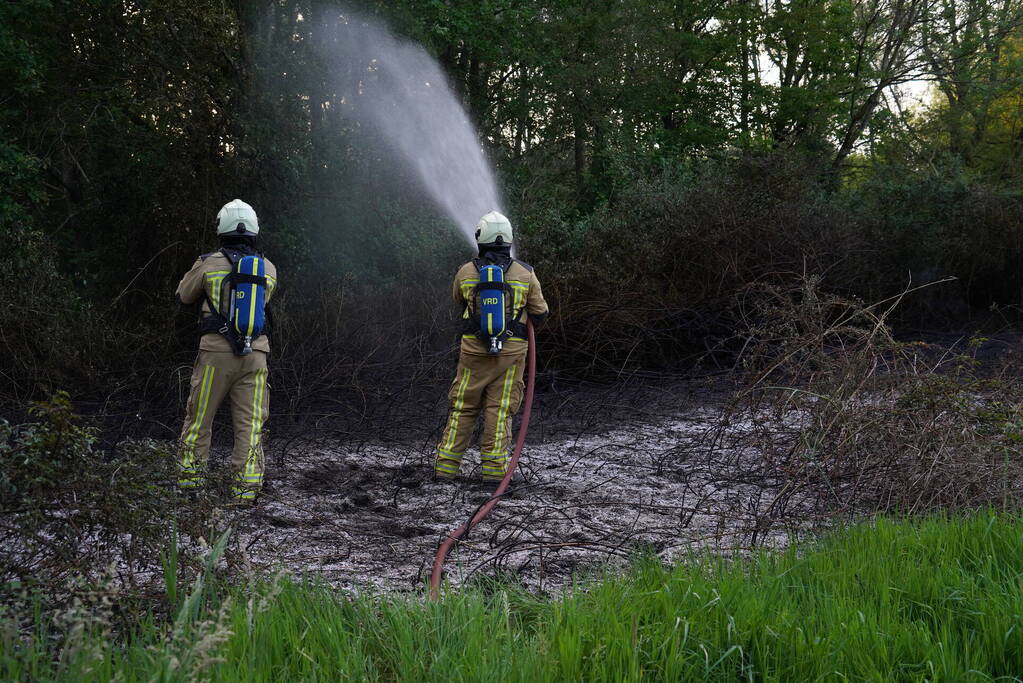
[475,211,513,246]
[216,199,259,236]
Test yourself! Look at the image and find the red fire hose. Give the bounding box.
[429,319,537,600]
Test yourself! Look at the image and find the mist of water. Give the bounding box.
[317,9,503,247]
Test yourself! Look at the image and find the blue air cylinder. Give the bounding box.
[232,255,266,355]
[478,264,506,354]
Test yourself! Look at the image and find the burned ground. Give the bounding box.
[205,375,819,595]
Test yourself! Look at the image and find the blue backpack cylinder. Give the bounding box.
[478,264,506,354]
[230,255,266,355]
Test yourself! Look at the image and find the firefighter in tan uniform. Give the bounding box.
[176,199,278,504]
[435,211,549,481]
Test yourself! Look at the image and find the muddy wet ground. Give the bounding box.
[208,376,822,595]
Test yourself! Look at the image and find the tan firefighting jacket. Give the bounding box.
[176,251,278,353]
[454,259,548,356]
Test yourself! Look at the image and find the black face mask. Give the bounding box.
[219,234,258,253]
[478,243,512,262]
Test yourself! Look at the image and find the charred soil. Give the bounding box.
[213,375,816,594]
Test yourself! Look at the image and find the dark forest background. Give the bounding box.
[5,0,1023,417]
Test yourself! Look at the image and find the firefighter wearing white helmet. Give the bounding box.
[175,199,279,505]
[216,198,260,235]
[435,211,549,482]
[475,210,512,246]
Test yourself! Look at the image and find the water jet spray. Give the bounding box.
[318,8,503,246]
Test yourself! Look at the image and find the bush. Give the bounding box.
[0,392,179,587]
[848,160,1023,317]
[512,151,1023,377]
[518,152,871,374]
[732,277,1023,514]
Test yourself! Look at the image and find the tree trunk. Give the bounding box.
[514,67,528,158]
[467,49,485,122]
[573,112,586,192]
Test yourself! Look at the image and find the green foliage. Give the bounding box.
[761,0,859,150]
[5,513,1023,680]
[847,159,1023,309]
[0,392,97,507]
[0,0,49,260]
[518,152,872,372]
[0,0,51,92]
[0,140,44,250]
[3,0,1022,290]
[3,0,1023,397]
[0,393,179,586]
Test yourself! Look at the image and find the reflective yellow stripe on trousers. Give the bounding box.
[442,366,472,454]
[244,367,267,482]
[184,365,215,454]
[491,365,516,454]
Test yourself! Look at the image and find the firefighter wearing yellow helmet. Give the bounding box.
[175,199,278,504]
[435,211,549,481]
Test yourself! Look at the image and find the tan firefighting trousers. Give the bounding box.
[435,350,526,480]
[178,350,269,500]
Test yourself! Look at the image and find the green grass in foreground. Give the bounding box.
[4,514,1023,681]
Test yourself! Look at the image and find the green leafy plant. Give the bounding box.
[0,393,179,588]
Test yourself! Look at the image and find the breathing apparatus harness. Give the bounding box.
[465,253,528,354]
[198,246,270,356]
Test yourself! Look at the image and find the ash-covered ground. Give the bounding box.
[217,376,819,594]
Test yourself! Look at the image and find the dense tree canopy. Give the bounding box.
[5,0,1023,402]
